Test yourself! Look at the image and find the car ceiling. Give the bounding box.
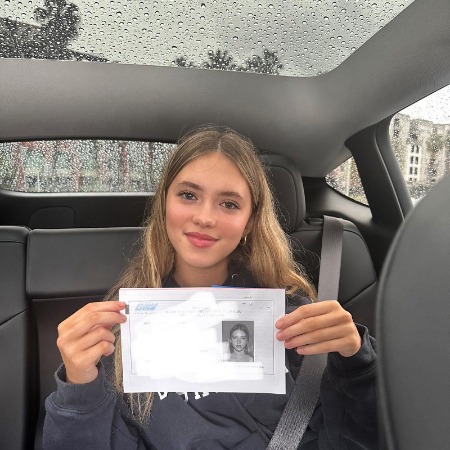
[1,0,450,178]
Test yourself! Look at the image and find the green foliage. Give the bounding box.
[241,49,283,75]
[175,48,283,75]
[425,132,445,154]
[0,1,106,61]
[34,0,80,49]
[203,49,238,71]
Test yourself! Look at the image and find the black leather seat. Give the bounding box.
[0,226,33,450]
[377,174,450,450]
[27,227,141,449]
[263,153,378,333]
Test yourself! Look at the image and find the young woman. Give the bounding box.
[44,126,377,449]
[225,323,254,362]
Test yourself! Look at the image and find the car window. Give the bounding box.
[326,85,450,206]
[1,0,413,76]
[325,158,367,205]
[0,140,174,193]
[390,84,450,204]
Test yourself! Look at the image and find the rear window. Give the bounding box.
[0,140,174,193]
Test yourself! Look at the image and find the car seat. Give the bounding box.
[377,174,450,449]
[0,226,33,450]
[262,153,378,333]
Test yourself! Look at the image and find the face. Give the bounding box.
[230,329,248,353]
[165,152,253,285]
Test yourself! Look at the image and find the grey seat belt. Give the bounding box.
[317,216,344,301]
[267,215,344,450]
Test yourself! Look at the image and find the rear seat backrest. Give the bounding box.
[262,153,377,333]
[26,227,142,449]
[0,226,33,450]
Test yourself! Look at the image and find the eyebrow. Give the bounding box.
[175,181,245,200]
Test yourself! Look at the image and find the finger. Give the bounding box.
[295,337,350,356]
[91,321,123,332]
[62,326,116,353]
[59,301,126,329]
[58,309,126,342]
[58,326,116,359]
[60,328,116,365]
[276,307,346,341]
[275,301,340,330]
[59,313,125,347]
[283,323,352,349]
[64,341,116,384]
[58,301,125,335]
[294,324,361,357]
[83,340,116,361]
[296,334,361,357]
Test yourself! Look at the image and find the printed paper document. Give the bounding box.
[119,288,286,394]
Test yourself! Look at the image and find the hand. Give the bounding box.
[56,301,127,384]
[275,300,361,357]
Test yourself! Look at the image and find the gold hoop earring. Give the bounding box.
[240,235,247,246]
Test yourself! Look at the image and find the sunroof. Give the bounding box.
[1,0,414,76]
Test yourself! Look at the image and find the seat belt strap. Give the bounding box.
[267,215,344,450]
[267,353,327,450]
[317,215,344,301]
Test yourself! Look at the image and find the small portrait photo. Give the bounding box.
[222,321,255,362]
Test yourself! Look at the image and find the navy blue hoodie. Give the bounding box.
[43,271,377,449]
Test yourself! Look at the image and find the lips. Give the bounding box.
[185,232,218,248]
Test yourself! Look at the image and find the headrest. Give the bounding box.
[0,226,29,243]
[377,174,450,450]
[261,153,306,233]
[0,226,29,324]
[27,227,141,298]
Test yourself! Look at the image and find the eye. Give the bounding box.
[178,191,196,201]
[221,201,239,210]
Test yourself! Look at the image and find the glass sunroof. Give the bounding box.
[1,0,414,76]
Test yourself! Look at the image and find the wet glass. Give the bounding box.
[1,0,414,76]
[0,139,175,193]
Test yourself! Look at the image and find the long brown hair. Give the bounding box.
[105,125,315,421]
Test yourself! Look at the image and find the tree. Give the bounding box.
[1,1,105,61]
[445,132,450,175]
[33,0,81,58]
[240,49,283,75]
[425,131,445,183]
[174,56,196,68]
[174,48,283,75]
[202,49,238,71]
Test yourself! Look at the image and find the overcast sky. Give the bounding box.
[401,85,450,124]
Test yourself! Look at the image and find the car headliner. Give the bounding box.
[1,0,449,178]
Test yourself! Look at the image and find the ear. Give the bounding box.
[244,215,254,235]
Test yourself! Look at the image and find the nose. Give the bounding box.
[192,202,216,227]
